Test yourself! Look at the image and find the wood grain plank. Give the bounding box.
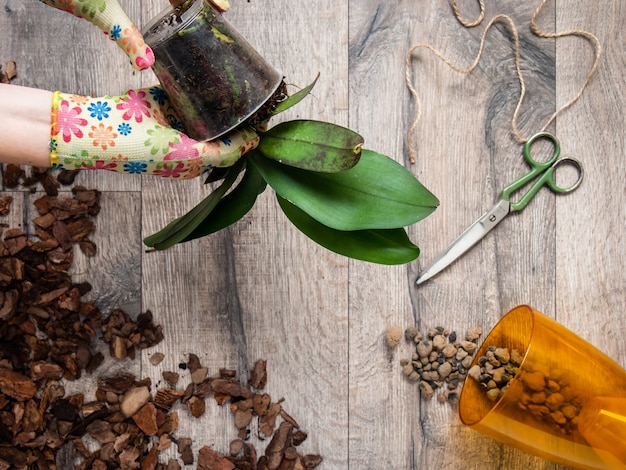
[139,0,350,465]
[69,191,143,316]
[349,1,569,469]
[555,0,626,365]
[226,8,350,465]
[348,3,450,468]
[0,191,24,230]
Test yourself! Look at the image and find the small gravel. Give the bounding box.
[399,326,483,404]
[468,346,583,434]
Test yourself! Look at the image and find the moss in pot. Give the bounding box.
[143,0,284,141]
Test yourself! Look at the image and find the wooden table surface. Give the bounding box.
[1,0,624,468]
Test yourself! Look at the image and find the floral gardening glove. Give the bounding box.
[50,86,260,179]
[38,0,154,70]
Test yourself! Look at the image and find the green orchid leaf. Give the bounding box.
[182,158,267,241]
[204,166,230,184]
[144,159,245,250]
[277,196,420,265]
[270,73,319,117]
[250,149,439,231]
[258,120,363,172]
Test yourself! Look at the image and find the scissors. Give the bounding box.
[416,132,584,285]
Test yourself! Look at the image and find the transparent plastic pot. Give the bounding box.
[459,305,626,470]
[143,0,283,141]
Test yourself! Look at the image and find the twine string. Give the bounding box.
[405,0,602,163]
[451,0,486,27]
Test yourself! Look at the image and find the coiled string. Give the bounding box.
[405,0,602,163]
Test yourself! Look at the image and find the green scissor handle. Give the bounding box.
[500,132,584,211]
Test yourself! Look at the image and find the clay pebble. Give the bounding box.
[385,326,404,348]
[468,346,583,435]
[399,325,483,404]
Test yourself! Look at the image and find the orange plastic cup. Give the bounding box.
[459,305,626,470]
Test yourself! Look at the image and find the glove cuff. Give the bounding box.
[50,90,63,168]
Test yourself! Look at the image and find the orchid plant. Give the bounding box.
[144,77,439,265]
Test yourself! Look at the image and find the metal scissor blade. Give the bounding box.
[416,199,511,285]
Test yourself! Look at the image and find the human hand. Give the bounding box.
[50,86,260,179]
[38,0,154,70]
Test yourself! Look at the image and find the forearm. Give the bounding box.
[0,84,52,167]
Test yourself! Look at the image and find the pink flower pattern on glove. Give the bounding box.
[116,90,151,123]
[165,135,201,161]
[52,99,88,143]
